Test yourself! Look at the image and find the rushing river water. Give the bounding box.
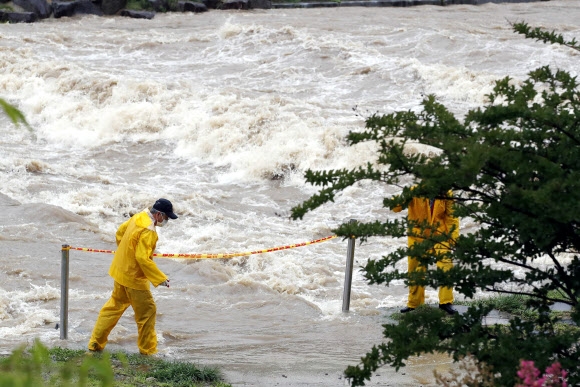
[0,1,578,385]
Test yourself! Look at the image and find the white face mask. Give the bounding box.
[156,213,168,227]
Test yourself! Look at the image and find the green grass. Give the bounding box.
[74,349,228,387]
[388,292,576,328]
[458,294,538,320]
[0,342,231,387]
[456,292,576,324]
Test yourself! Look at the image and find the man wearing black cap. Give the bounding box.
[88,198,178,355]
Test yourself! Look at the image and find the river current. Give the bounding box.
[0,1,578,385]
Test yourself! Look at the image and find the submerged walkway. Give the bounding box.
[271,0,547,9]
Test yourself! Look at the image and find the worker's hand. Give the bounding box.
[159,279,170,288]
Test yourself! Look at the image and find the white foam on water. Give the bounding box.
[0,285,60,336]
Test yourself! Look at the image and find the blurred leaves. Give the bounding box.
[0,340,114,387]
[0,98,31,131]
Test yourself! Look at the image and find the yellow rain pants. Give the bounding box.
[88,210,167,355]
[88,281,158,355]
[406,256,454,308]
[393,190,459,308]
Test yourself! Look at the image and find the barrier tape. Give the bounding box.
[67,235,337,260]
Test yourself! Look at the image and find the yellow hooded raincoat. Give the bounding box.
[88,210,168,355]
[393,191,459,308]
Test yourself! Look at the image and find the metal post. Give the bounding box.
[60,245,70,340]
[342,220,356,312]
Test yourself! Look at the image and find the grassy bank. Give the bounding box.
[390,291,576,330]
[0,341,231,387]
[456,291,574,321]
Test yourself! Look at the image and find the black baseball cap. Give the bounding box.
[153,198,178,219]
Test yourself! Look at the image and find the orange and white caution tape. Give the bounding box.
[67,235,337,260]
[67,247,114,254]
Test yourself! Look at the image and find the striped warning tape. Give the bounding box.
[67,235,337,260]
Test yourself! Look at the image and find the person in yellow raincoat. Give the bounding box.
[393,190,459,315]
[88,198,178,355]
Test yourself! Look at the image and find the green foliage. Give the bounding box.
[0,98,30,130]
[0,342,228,387]
[165,0,179,11]
[0,340,115,386]
[292,23,580,386]
[513,22,580,52]
[125,0,153,10]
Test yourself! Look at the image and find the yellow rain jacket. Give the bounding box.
[109,210,168,290]
[394,192,459,253]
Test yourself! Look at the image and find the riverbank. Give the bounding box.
[0,0,551,24]
[271,0,548,9]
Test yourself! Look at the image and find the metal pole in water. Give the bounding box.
[342,220,356,312]
[60,244,70,340]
